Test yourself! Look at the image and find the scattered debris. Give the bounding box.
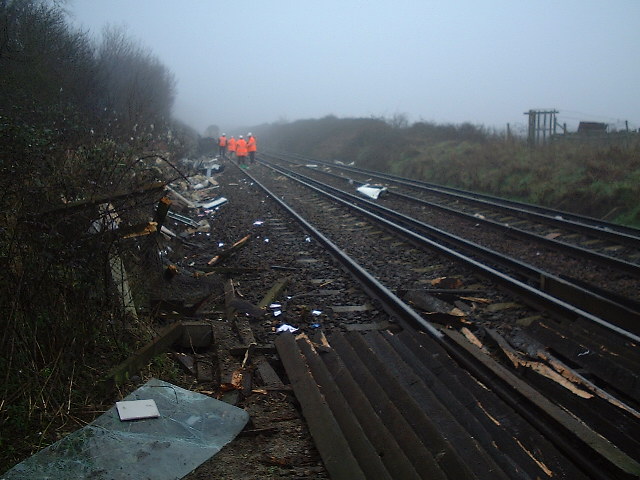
[544,232,562,240]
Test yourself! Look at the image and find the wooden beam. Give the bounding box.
[104,322,184,386]
[258,277,290,309]
[208,234,251,265]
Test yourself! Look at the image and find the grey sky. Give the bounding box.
[70,0,640,135]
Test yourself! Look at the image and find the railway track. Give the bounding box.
[260,152,640,328]
[266,150,640,250]
[226,156,638,478]
[183,159,639,479]
[263,150,640,272]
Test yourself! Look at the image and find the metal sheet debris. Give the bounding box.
[199,197,228,209]
[1,379,249,480]
[356,184,387,200]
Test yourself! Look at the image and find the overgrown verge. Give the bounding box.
[0,1,194,472]
[0,120,181,471]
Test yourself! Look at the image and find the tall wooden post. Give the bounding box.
[524,109,559,146]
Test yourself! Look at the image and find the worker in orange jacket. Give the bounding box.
[227,136,237,159]
[247,132,257,163]
[218,133,227,158]
[235,135,248,167]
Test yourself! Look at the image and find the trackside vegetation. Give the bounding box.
[0,0,191,471]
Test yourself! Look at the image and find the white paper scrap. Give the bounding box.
[116,399,160,421]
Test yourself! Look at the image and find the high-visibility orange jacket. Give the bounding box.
[247,136,257,152]
[227,137,236,152]
[235,138,248,156]
[218,136,227,147]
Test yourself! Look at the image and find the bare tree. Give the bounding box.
[96,25,176,137]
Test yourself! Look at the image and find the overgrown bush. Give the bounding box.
[0,1,187,472]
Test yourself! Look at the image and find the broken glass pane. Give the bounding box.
[2,379,249,480]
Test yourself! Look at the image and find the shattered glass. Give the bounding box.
[2,379,249,480]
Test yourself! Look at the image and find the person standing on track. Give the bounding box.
[227,135,236,160]
[235,135,248,167]
[218,133,227,158]
[247,132,257,163]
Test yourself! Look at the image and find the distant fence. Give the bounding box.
[551,130,639,148]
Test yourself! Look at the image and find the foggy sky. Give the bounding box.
[70,0,640,135]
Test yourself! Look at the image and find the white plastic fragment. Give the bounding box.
[276,324,299,333]
[199,197,228,209]
[356,184,387,200]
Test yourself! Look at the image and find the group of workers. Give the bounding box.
[217,132,257,166]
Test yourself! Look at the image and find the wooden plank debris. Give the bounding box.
[345,320,392,332]
[536,348,640,419]
[196,356,216,383]
[442,328,640,476]
[177,321,214,349]
[484,328,592,399]
[165,185,197,209]
[208,234,252,265]
[331,304,372,313]
[256,359,285,389]
[197,266,266,276]
[119,221,158,239]
[485,302,521,312]
[172,352,196,375]
[153,196,172,230]
[258,277,291,309]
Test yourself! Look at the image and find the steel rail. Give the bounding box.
[240,162,638,480]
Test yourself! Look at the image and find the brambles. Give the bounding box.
[0,1,188,472]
